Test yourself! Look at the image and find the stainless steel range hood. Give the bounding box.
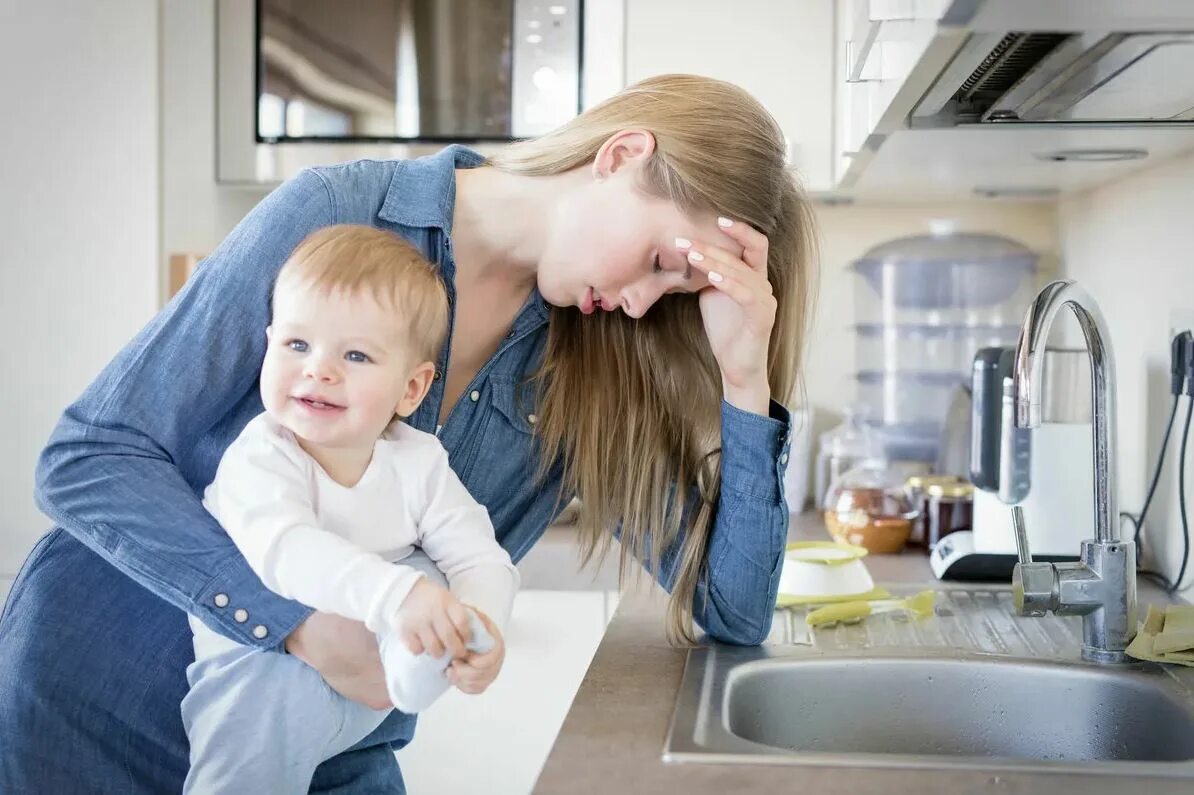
[912,30,1194,127]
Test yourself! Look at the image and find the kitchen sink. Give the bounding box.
[664,586,1194,778]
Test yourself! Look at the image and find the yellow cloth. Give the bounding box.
[1125,604,1194,667]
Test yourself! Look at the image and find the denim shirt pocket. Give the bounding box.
[488,376,538,436]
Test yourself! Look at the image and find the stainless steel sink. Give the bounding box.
[664,586,1194,778]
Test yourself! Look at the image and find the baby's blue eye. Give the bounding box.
[345,350,371,364]
[287,339,308,352]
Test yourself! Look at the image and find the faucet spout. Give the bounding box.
[1011,280,1118,544]
[1007,280,1136,663]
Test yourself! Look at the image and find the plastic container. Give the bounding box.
[852,231,1038,327]
[849,229,1038,463]
[814,408,884,509]
[824,460,920,554]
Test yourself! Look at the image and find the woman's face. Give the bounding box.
[536,141,741,319]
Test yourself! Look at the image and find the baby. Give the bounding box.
[181,224,518,794]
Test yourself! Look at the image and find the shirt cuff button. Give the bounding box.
[213,593,230,608]
[252,625,269,639]
[233,608,249,623]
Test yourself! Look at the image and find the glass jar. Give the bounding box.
[904,475,961,551]
[925,481,975,551]
[824,460,919,554]
[813,408,883,509]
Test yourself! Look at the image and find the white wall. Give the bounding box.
[1058,150,1194,587]
[161,0,267,291]
[0,1,160,587]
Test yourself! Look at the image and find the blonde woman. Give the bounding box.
[0,75,817,793]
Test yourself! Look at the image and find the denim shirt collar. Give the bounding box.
[379,144,551,328]
[378,144,486,234]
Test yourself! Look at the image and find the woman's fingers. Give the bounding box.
[714,216,769,272]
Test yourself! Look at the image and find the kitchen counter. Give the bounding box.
[533,512,1190,794]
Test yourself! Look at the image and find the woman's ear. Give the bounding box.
[592,129,657,181]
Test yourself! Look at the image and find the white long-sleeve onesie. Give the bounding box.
[194,412,518,711]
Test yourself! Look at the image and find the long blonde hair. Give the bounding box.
[489,74,818,643]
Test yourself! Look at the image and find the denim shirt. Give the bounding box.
[35,145,793,650]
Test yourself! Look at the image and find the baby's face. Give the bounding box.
[261,278,421,450]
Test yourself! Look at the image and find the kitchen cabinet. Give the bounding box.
[625,0,836,193]
[395,589,617,795]
[834,0,948,184]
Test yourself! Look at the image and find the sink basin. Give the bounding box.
[727,657,1194,762]
[664,586,1194,778]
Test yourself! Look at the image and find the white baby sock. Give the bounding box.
[380,607,494,713]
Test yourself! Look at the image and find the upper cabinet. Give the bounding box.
[833,0,1194,200]
[624,0,837,193]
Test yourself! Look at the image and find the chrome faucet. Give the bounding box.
[1005,279,1138,664]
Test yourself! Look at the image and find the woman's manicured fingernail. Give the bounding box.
[717,217,733,228]
[675,237,692,249]
[708,271,724,283]
[688,250,705,263]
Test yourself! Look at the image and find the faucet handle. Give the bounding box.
[1010,506,1057,617]
[1011,505,1032,565]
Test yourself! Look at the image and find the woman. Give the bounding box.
[0,74,816,792]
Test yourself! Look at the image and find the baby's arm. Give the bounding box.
[413,444,520,631]
[206,420,424,634]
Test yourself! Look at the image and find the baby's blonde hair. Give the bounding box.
[275,224,449,363]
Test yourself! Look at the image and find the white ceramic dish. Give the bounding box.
[778,541,876,601]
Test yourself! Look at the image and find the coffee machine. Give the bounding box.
[931,346,1090,580]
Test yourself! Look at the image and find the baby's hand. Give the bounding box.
[448,610,506,695]
[395,578,473,660]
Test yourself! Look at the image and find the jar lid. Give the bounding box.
[927,481,975,499]
[906,474,960,490]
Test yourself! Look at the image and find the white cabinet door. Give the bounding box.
[624,0,836,192]
[395,590,610,795]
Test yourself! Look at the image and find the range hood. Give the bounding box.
[912,30,1194,126]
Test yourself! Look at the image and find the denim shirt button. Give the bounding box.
[527,413,537,425]
[213,593,229,608]
[469,390,480,402]
[233,608,249,623]
[433,370,442,381]
[252,625,269,639]
[779,452,789,466]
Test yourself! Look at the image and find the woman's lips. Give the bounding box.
[583,287,619,314]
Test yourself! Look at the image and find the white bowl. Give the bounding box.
[778,541,876,600]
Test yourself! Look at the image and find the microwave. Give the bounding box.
[254,0,582,143]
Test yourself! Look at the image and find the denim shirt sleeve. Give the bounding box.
[33,169,336,649]
[651,399,791,646]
